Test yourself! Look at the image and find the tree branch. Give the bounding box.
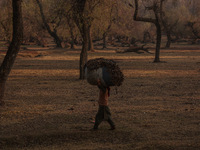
[133,0,156,24]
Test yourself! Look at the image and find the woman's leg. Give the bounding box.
[94,106,104,129]
[105,106,115,129]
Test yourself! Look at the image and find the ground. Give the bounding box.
[0,44,200,150]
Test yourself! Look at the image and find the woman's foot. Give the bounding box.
[109,126,116,130]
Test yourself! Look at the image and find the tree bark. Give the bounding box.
[0,80,6,106]
[70,29,75,49]
[35,0,62,47]
[0,0,23,106]
[80,24,89,79]
[73,0,88,79]
[73,0,99,79]
[154,22,161,62]
[102,3,115,49]
[66,13,76,49]
[88,25,94,51]
[188,22,200,39]
[68,21,75,49]
[102,24,112,49]
[165,31,171,48]
[160,7,178,49]
[154,8,162,62]
[102,33,107,49]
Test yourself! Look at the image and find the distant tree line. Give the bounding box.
[0,0,199,47]
[0,0,200,105]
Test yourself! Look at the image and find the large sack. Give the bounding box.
[85,67,106,87]
[85,58,124,87]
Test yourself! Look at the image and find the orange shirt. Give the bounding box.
[98,89,109,106]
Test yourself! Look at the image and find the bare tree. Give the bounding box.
[160,0,179,48]
[35,0,62,47]
[0,0,23,106]
[0,0,12,43]
[102,2,117,49]
[72,0,101,79]
[133,0,164,62]
[72,0,88,79]
[66,10,76,49]
[88,23,94,51]
[161,16,179,48]
[187,21,200,40]
[87,0,102,52]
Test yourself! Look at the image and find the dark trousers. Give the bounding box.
[94,105,115,129]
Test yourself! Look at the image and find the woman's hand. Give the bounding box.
[97,79,106,93]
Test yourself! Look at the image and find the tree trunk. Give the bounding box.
[134,0,162,63]
[52,30,62,47]
[66,14,76,49]
[154,23,161,62]
[165,31,171,48]
[102,3,115,49]
[160,8,177,49]
[79,24,89,79]
[70,32,75,49]
[188,22,200,39]
[69,27,75,49]
[143,31,151,43]
[0,80,6,106]
[36,0,62,47]
[88,26,94,51]
[0,0,23,106]
[103,33,107,49]
[102,24,112,49]
[72,0,88,79]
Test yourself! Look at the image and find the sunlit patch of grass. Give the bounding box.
[123,69,199,77]
[10,69,79,77]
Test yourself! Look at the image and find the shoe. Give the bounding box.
[109,126,116,130]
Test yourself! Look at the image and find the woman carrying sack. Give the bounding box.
[93,80,115,130]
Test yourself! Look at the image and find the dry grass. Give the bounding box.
[0,45,200,150]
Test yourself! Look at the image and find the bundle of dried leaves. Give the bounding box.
[86,58,124,86]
